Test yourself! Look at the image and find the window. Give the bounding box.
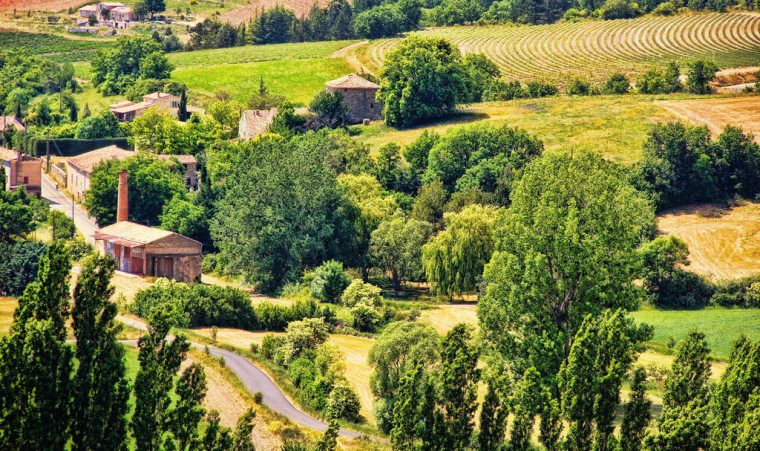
[23,176,28,184]
[172,101,178,108]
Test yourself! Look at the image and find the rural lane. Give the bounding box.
[40,172,99,242]
[117,316,368,439]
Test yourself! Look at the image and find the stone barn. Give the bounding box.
[92,170,202,283]
[325,74,382,123]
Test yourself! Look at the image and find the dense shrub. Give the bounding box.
[484,80,526,101]
[637,63,682,94]
[310,261,352,304]
[255,299,334,331]
[0,241,48,296]
[261,334,284,359]
[327,382,362,422]
[712,275,760,308]
[341,279,383,307]
[567,78,592,95]
[525,81,559,97]
[65,238,94,261]
[132,279,257,329]
[603,73,631,94]
[351,303,382,332]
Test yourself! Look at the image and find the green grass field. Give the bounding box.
[630,307,760,359]
[172,57,353,105]
[0,31,112,63]
[352,93,684,164]
[168,40,359,68]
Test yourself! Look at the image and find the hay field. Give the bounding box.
[221,0,330,25]
[367,13,760,86]
[421,304,478,334]
[658,201,760,279]
[0,0,82,11]
[0,297,17,335]
[659,96,760,140]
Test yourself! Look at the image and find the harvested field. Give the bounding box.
[421,304,478,334]
[0,0,83,11]
[366,13,760,86]
[659,95,760,140]
[221,0,330,25]
[0,296,17,335]
[658,201,760,279]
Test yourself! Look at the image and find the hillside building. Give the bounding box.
[77,2,136,27]
[66,145,134,201]
[325,74,382,123]
[0,147,41,197]
[92,170,202,283]
[238,108,278,141]
[109,92,204,123]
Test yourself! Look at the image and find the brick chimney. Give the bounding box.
[117,170,128,223]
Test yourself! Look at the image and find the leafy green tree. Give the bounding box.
[212,136,353,293]
[70,254,130,451]
[251,5,296,44]
[390,363,423,449]
[281,317,330,365]
[230,407,257,451]
[160,196,211,247]
[646,330,712,450]
[310,90,350,128]
[49,209,75,240]
[169,363,207,450]
[327,382,362,422]
[341,279,383,307]
[480,152,654,389]
[620,366,651,451]
[91,35,165,95]
[310,260,352,304]
[132,307,191,451]
[316,417,340,451]
[130,108,182,153]
[85,153,187,226]
[0,187,35,243]
[540,398,563,451]
[478,371,511,451]
[462,53,501,102]
[663,62,682,93]
[75,110,123,139]
[139,52,174,80]
[422,204,498,298]
[603,72,631,94]
[355,3,405,38]
[686,60,718,94]
[638,235,710,308]
[439,323,480,450]
[423,123,543,198]
[370,214,432,292]
[0,242,73,449]
[411,181,448,230]
[0,241,47,296]
[378,36,469,127]
[145,0,166,16]
[404,130,440,181]
[509,366,545,450]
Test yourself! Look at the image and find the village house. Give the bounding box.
[1,116,26,133]
[66,145,134,201]
[157,154,198,189]
[238,108,278,141]
[0,147,41,197]
[325,74,382,123]
[77,2,136,27]
[93,170,202,283]
[109,92,204,123]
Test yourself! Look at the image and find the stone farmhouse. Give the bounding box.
[110,92,204,123]
[77,2,136,27]
[0,147,41,197]
[325,74,382,123]
[66,146,198,201]
[93,170,202,283]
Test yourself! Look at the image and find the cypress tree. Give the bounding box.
[169,362,208,450]
[439,323,480,450]
[316,417,339,451]
[620,366,652,451]
[70,254,130,451]
[391,362,422,450]
[509,366,544,450]
[69,100,78,122]
[178,87,189,122]
[82,102,91,119]
[478,373,511,451]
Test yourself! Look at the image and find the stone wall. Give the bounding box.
[329,87,382,123]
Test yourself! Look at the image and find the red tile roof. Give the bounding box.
[325,74,380,90]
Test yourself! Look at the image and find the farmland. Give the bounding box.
[221,0,331,26]
[351,94,680,163]
[0,31,112,63]
[366,13,760,85]
[658,201,760,279]
[0,0,83,11]
[659,95,760,141]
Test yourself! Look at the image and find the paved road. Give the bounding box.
[117,316,368,439]
[40,172,99,242]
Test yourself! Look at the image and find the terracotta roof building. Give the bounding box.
[110,92,204,123]
[0,147,41,197]
[324,74,381,123]
[1,116,26,132]
[66,146,135,201]
[92,171,202,283]
[238,108,278,141]
[156,154,198,189]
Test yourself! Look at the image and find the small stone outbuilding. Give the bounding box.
[325,74,382,123]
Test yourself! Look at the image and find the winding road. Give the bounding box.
[117,316,368,439]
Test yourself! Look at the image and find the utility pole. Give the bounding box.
[46,128,50,172]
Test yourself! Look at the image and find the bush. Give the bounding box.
[288,357,318,387]
[525,81,559,97]
[327,382,362,423]
[250,342,260,354]
[567,78,592,95]
[201,253,218,273]
[712,274,760,308]
[309,260,352,304]
[563,7,589,20]
[0,241,48,297]
[132,281,258,329]
[637,68,666,94]
[351,303,382,332]
[484,80,526,101]
[261,334,284,359]
[255,299,333,331]
[341,279,383,307]
[603,72,631,94]
[373,397,395,433]
[686,60,718,94]
[253,392,263,404]
[600,0,642,19]
[651,1,676,14]
[66,237,94,261]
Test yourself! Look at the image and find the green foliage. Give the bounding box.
[429,0,485,25]
[350,302,382,332]
[478,372,511,451]
[404,130,440,181]
[316,418,340,451]
[603,72,631,94]
[70,254,130,451]
[310,90,350,129]
[600,0,642,19]
[251,6,296,44]
[422,204,498,297]
[378,36,469,128]
[686,60,718,94]
[411,181,448,230]
[369,214,433,291]
[0,241,47,297]
[341,279,382,308]
[480,152,654,389]
[132,279,258,330]
[637,63,683,94]
[160,196,211,246]
[85,152,187,226]
[169,363,208,450]
[423,122,544,199]
[212,136,353,293]
[355,3,405,38]
[310,260,352,304]
[327,382,362,422]
[74,111,124,140]
[91,35,171,95]
[0,242,73,449]
[0,187,36,243]
[390,363,423,449]
[49,209,75,240]
[255,298,332,331]
[509,367,545,450]
[621,366,652,451]
[439,323,480,449]
[281,318,330,365]
[567,78,594,95]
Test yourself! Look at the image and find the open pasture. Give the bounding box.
[367,13,760,85]
[659,95,760,140]
[658,201,760,279]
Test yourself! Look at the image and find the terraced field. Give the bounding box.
[367,13,760,85]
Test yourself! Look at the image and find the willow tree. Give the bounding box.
[422,204,498,298]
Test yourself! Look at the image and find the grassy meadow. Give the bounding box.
[351,93,685,163]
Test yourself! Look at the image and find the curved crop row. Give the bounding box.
[366,13,760,85]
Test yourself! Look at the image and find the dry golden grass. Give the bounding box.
[658,201,760,279]
[0,296,17,335]
[659,96,760,141]
[637,351,727,380]
[420,304,478,335]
